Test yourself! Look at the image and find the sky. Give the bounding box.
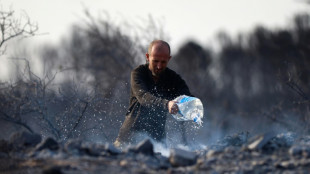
[0,0,309,79]
[1,0,309,50]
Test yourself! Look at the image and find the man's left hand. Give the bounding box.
[168,101,179,114]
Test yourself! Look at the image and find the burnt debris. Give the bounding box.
[1,131,310,173]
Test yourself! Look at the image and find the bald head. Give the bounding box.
[146,40,172,77]
[147,40,171,56]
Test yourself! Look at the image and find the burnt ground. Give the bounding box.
[1,131,310,174]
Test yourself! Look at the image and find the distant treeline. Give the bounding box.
[171,14,310,136]
[1,11,309,143]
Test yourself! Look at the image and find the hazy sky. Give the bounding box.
[1,0,309,50]
[0,0,309,80]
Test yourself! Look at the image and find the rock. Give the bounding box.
[64,139,106,157]
[7,131,310,173]
[276,161,295,169]
[105,143,121,155]
[119,159,128,167]
[82,143,106,157]
[303,147,310,158]
[247,132,276,150]
[289,145,303,157]
[134,139,154,156]
[155,154,171,169]
[65,139,82,150]
[64,139,82,155]
[9,131,42,149]
[206,149,222,158]
[30,149,60,158]
[273,132,296,147]
[169,148,197,167]
[36,137,59,151]
[289,145,310,158]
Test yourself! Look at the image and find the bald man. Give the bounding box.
[114,40,192,147]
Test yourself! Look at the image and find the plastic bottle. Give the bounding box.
[171,95,204,126]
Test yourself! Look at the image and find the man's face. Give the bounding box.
[146,43,171,77]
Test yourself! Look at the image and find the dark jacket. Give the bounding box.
[116,64,191,143]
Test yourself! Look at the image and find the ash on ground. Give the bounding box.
[1,131,310,174]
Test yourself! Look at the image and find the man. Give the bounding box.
[114,40,191,147]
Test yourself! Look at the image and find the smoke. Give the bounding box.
[129,132,206,157]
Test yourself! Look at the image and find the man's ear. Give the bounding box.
[146,53,150,62]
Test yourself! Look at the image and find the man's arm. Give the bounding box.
[131,69,169,111]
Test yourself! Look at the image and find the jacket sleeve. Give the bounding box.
[131,69,169,111]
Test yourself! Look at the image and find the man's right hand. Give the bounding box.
[168,101,179,114]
